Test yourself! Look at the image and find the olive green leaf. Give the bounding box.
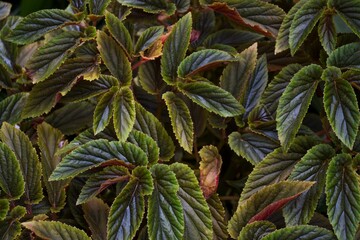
[128,130,159,166]
[238,221,276,240]
[134,26,164,54]
[207,194,228,240]
[93,87,117,135]
[329,0,360,38]
[0,93,28,126]
[327,42,360,70]
[118,0,176,15]
[262,225,336,240]
[89,0,111,15]
[318,12,336,55]
[82,198,109,240]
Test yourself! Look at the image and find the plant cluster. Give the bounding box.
[0,0,360,239]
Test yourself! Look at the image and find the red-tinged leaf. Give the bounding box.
[199,145,222,199]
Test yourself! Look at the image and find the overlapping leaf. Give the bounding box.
[206,194,228,240]
[238,221,276,240]
[1,122,43,204]
[327,42,360,69]
[128,130,159,166]
[138,59,166,95]
[276,64,322,150]
[148,164,184,240]
[0,93,28,126]
[7,9,79,44]
[326,154,360,240]
[204,29,262,48]
[163,92,194,153]
[228,181,314,239]
[93,87,117,135]
[134,26,164,54]
[262,225,336,240]
[49,139,147,180]
[0,199,9,221]
[318,12,336,55]
[89,0,111,15]
[82,198,109,240]
[170,163,213,240]
[0,1,11,20]
[329,0,360,37]
[118,0,176,15]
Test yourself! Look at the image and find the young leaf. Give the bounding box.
[161,13,192,85]
[323,67,360,149]
[228,132,279,165]
[128,130,159,166]
[107,178,145,240]
[26,31,82,83]
[199,145,222,199]
[262,225,336,240]
[7,9,79,44]
[326,153,360,240]
[275,0,306,54]
[170,163,213,240]
[82,198,109,240]
[178,81,244,117]
[37,122,70,212]
[177,49,234,78]
[77,166,130,205]
[118,0,176,15]
[134,26,164,54]
[163,91,194,153]
[0,142,24,200]
[318,12,336,55]
[0,93,28,126]
[327,42,360,70]
[329,0,360,38]
[283,144,335,225]
[148,164,184,240]
[113,87,136,142]
[22,57,99,118]
[228,181,314,239]
[0,2,11,20]
[49,139,147,180]
[130,166,154,196]
[93,87,117,135]
[105,11,133,56]
[289,0,326,55]
[1,122,43,204]
[238,221,276,240]
[276,64,322,150]
[134,103,175,161]
[97,31,132,85]
[22,221,91,240]
[206,194,228,240]
[240,136,319,201]
[89,0,111,15]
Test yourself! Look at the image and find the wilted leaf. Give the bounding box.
[83,198,109,240]
[93,87,117,135]
[238,221,276,240]
[207,194,228,240]
[118,0,176,15]
[262,225,336,240]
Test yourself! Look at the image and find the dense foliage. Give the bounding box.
[0,0,360,239]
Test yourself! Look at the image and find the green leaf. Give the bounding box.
[0,142,24,200]
[0,38,18,74]
[70,0,87,12]
[0,122,43,204]
[148,164,184,240]
[83,198,109,240]
[170,163,213,240]
[177,49,234,78]
[138,59,166,95]
[275,0,306,54]
[238,221,276,240]
[289,0,326,55]
[220,43,257,100]
[161,13,192,85]
[173,0,190,13]
[0,199,9,221]
[276,64,322,150]
[228,181,314,239]
[77,166,129,205]
[283,144,335,225]
[204,29,262,48]
[37,122,69,213]
[22,57,99,118]
[0,2,11,20]
[93,87,117,135]
[132,166,154,196]
[327,42,360,69]
[134,26,164,54]
[134,103,175,161]
[0,93,28,126]
[26,31,82,83]
[329,0,360,38]
[323,67,360,149]
[105,12,133,56]
[107,178,145,240]
[128,130,159,166]
[49,139,147,180]
[240,136,319,201]
[45,101,95,135]
[163,92,194,153]
[262,225,336,240]
[7,9,79,44]
[318,12,337,55]
[118,0,176,15]
[62,74,119,103]
[228,132,279,165]
[261,64,302,116]
[206,194,228,240]
[113,87,136,142]
[178,81,244,117]
[199,145,222,198]
[97,30,132,85]
[89,0,111,15]
[22,221,91,240]
[326,153,360,240]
